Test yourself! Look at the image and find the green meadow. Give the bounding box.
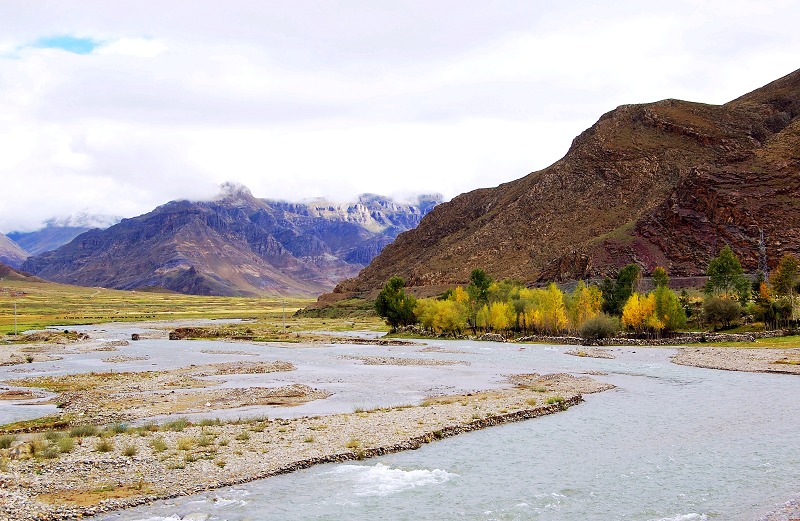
[0,278,320,335]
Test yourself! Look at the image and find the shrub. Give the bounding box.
[579,314,620,340]
[0,434,17,449]
[196,435,213,448]
[95,438,114,453]
[57,436,75,454]
[39,446,61,460]
[176,437,194,451]
[703,297,742,329]
[164,418,189,432]
[70,425,97,438]
[123,445,138,457]
[546,396,566,404]
[149,437,168,452]
[44,431,63,442]
[110,423,129,434]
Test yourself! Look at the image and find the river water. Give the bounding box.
[2,322,798,520]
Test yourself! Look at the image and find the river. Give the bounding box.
[2,322,798,520]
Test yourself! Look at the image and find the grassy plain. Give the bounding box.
[0,278,384,335]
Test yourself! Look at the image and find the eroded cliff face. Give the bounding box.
[334,68,800,295]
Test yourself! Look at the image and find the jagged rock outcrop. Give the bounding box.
[331,67,800,296]
[21,185,441,296]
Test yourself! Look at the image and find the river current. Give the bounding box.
[2,322,798,520]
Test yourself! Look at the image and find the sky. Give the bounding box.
[1,1,799,233]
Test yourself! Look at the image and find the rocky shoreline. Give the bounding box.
[0,374,605,521]
[672,347,800,375]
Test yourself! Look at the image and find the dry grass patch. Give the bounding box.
[38,484,154,507]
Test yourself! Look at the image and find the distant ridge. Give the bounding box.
[21,186,441,296]
[0,233,28,269]
[8,214,121,256]
[329,67,800,298]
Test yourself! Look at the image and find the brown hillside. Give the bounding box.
[334,67,800,296]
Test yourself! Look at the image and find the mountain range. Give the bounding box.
[0,233,28,269]
[8,214,121,256]
[330,67,800,299]
[20,185,441,296]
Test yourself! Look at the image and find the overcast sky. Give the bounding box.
[1,1,798,233]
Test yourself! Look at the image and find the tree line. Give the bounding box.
[375,245,800,337]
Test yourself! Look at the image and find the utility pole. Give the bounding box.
[758,228,769,280]
[14,301,17,335]
[282,300,286,331]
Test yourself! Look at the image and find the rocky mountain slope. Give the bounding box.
[0,233,28,269]
[8,214,120,255]
[333,67,800,296]
[21,185,441,296]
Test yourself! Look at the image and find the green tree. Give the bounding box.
[652,266,670,289]
[703,296,742,329]
[653,285,687,332]
[601,264,641,316]
[375,276,417,331]
[770,254,800,321]
[467,268,493,304]
[705,245,750,301]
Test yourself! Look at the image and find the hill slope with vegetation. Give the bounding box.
[333,67,800,297]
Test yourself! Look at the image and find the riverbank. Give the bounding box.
[672,347,800,375]
[0,373,610,520]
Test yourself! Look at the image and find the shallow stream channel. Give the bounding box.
[2,321,799,520]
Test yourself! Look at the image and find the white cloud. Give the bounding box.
[0,0,799,233]
[95,38,167,58]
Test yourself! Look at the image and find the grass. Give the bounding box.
[546,396,566,405]
[149,437,168,452]
[0,434,16,449]
[123,445,138,457]
[0,278,317,335]
[0,414,73,434]
[176,437,194,451]
[703,335,800,348]
[164,418,190,432]
[95,438,114,453]
[195,434,213,447]
[69,424,98,438]
[57,436,75,454]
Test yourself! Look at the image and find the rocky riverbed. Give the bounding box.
[0,373,608,521]
[672,347,800,375]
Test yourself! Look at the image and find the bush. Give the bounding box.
[123,445,138,457]
[0,434,17,449]
[95,438,114,452]
[69,425,97,438]
[579,314,620,340]
[164,418,189,432]
[57,436,75,454]
[703,297,742,329]
[149,437,168,452]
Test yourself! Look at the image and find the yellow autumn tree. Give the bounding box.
[568,281,603,331]
[621,292,656,332]
[476,304,491,331]
[488,301,516,332]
